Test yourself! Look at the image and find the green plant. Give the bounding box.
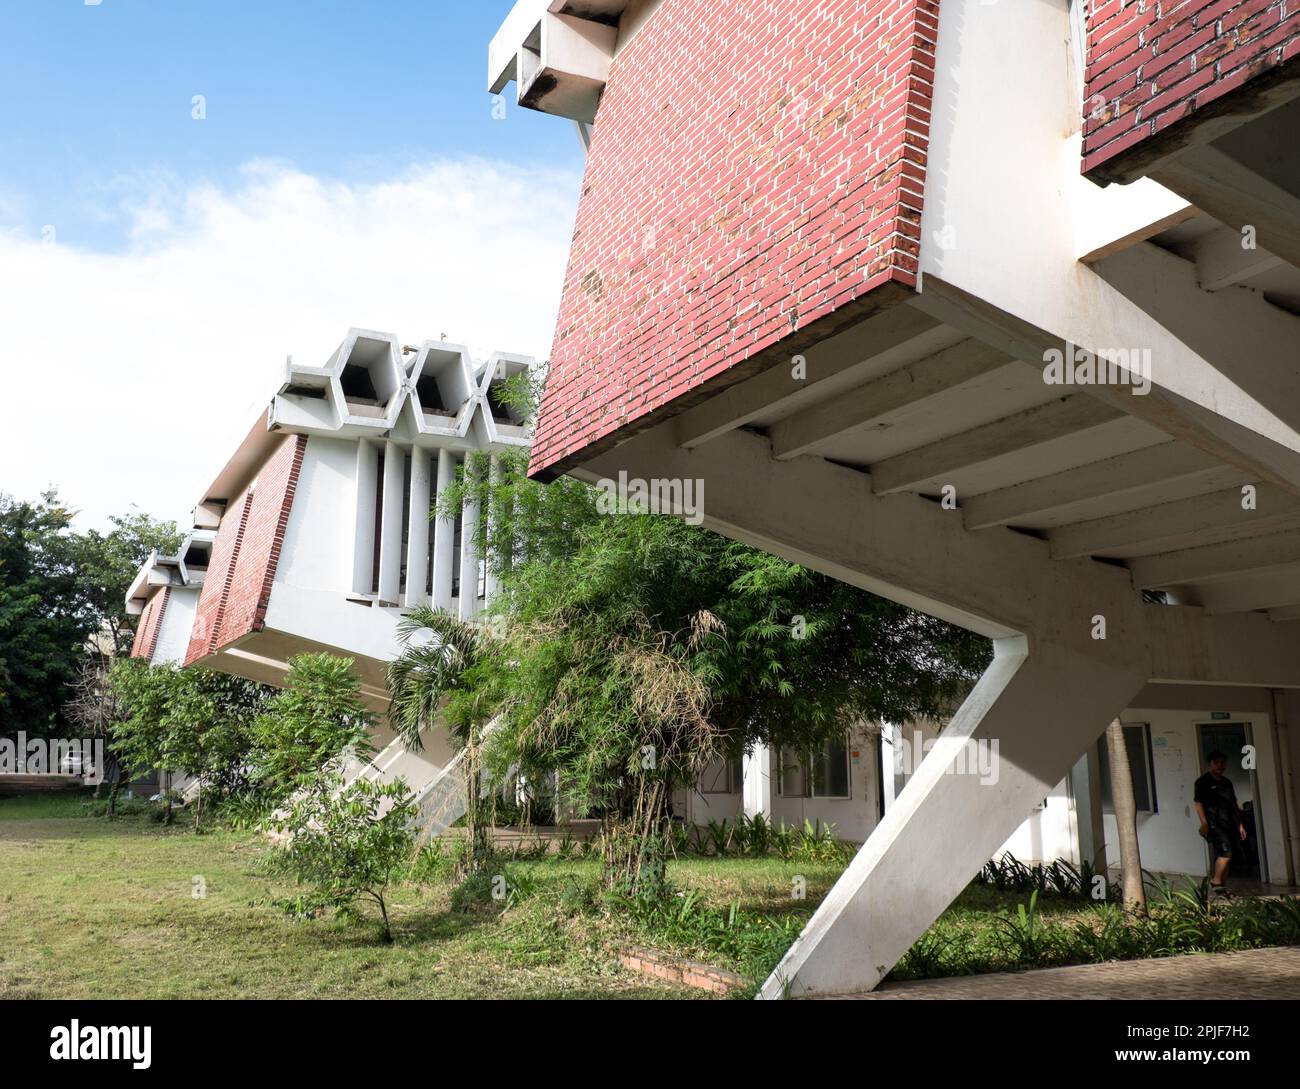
[1066,903,1141,963]
[252,654,375,802]
[792,819,850,864]
[772,821,798,861]
[735,813,773,856]
[990,890,1060,965]
[705,818,733,857]
[270,773,418,943]
[895,929,954,978]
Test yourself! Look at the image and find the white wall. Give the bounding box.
[770,734,880,843]
[998,775,1081,866]
[1101,707,1286,883]
[274,437,358,593]
[151,586,199,665]
[993,702,1290,884]
[682,732,881,843]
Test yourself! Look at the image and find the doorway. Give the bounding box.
[1195,722,1265,883]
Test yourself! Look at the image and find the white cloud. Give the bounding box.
[0,158,580,530]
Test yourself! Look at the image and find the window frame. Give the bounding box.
[778,734,852,801]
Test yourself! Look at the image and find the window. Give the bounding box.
[699,756,743,795]
[779,735,850,800]
[1098,723,1157,815]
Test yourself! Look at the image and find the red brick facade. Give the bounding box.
[184,434,307,665]
[131,587,169,662]
[1083,0,1300,179]
[529,0,939,480]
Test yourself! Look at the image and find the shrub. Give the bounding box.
[270,773,417,942]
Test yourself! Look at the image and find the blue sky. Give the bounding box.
[0,1,584,530]
[1,0,584,251]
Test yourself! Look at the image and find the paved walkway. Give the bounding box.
[827,947,1300,999]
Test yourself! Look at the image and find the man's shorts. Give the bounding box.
[1206,825,1235,860]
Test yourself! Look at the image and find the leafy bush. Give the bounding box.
[269,773,418,942]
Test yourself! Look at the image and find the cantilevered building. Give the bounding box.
[490,0,1300,996]
[129,328,536,789]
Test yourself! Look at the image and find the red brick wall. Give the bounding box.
[131,587,169,662]
[1083,0,1300,179]
[529,0,938,479]
[184,435,306,665]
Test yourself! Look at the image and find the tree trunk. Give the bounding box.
[1104,718,1146,914]
[462,724,491,873]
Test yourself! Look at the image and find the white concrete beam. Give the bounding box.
[962,442,1224,530]
[404,446,432,609]
[672,304,942,449]
[578,424,1146,650]
[769,340,1015,461]
[352,440,379,596]
[1130,530,1300,590]
[915,275,1300,498]
[1094,243,1300,439]
[1153,143,1300,271]
[458,461,482,621]
[1195,567,1300,615]
[1194,227,1285,291]
[870,396,1124,495]
[1048,483,1300,560]
[432,450,457,612]
[485,454,504,604]
[742,744,772,820]
[377,444,406,607]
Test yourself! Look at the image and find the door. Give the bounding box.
[1195,723,1264,882]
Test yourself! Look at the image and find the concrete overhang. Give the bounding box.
[195,410,280,509]
[125,549,184,615]
[489,0,627,124]
[1087,75,1300,272]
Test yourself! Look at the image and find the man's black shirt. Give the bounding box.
[1194,771,1238,830]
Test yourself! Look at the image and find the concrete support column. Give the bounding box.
[352,439,379,595]
[759,636,1145,998]
[742,743,772,820]
[458,459,482,620]
[1070,742,1107,871]
[378,441,405,606]
[431,449,456,612]
[879,723,899,812]
[404,446,432,609]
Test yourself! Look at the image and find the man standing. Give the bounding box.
[1194,751,1247,895]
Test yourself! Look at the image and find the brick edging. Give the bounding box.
[617,946,743,994]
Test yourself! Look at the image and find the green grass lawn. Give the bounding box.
[7,795,1293,999]
[0,794,843,999]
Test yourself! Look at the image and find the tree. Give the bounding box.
[0,492,180,739]
[0,492,95,737]
[390,438,990,894]
[72,509,182,656]
[106,657,176,819]
[388,608,501,872]
[106,658,268,824]
[251,653,376,803]
[162,668,267,827]
[66,657,127,797]
[1105,717,1146,914]
[270,772,417,943]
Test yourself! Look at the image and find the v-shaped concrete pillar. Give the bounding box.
[758,635,1146,998]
